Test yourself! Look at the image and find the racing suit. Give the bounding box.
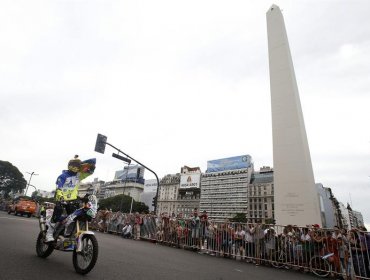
[45,158,96,242]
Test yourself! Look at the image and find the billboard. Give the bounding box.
[144,179,158,193]
[206,155,252,173]
[114,165,145,180]
[180,173,201,189]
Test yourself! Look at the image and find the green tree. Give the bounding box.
[230,213,248,223]
[99,194,149,213]
[0,161,27,198]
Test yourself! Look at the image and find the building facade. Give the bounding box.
[316,183,337,228]
[156,174,180,216]
[79,178,105,198]
[140,179,158,212]
[352,210,364,228]
[177,166,201,218]
[248,167,274,224]
[93,165,146,201]
[200,155,253,222]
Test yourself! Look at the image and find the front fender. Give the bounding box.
[76,231,95,252]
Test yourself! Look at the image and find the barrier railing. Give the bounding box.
[90,211,370,279]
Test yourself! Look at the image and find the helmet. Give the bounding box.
[68,155,81,173]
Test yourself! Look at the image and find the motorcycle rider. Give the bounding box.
[45,155,96,242]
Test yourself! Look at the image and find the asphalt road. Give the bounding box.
[0,211,318,280]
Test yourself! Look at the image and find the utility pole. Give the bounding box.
[25,172,38,196]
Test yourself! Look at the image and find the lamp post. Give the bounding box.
[27,184,37,196]
[25,172,38,196]
[95,134,161,213]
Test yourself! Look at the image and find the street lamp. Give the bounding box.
[95,133,160,213]
[27,184,37,196]
[25,172,38,196]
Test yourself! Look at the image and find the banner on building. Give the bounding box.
[180,173,201,189]
[207,155,252,173]
[115,165,145,180]
[144,179,158,192]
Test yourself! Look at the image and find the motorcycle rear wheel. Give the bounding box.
[36,232,54,258]
[73,235,98,275]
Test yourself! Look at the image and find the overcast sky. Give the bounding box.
[1,1,369,224]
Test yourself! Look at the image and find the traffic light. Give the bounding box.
[95,133,107,154]
[152,195,157,207]
[112,153,131,164]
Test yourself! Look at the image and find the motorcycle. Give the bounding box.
[35,195,99,275]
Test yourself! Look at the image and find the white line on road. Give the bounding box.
[234,269,243,273]
[0,217,36,222]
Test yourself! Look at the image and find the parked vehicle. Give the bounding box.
[36,195,99,275]
[8,198,37,217]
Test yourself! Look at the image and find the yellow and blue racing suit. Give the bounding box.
[52,158,96,223]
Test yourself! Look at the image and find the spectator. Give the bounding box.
[254,221,265,265]
[264,228,276,261]
[245,224,255,262]
[234,225,246,260]
[207,222,216,255]
[191,208,201,249]
[220,223,234,258]
[332,226,342,240]
[314,230,340,273]
[121,222,132,239]
[337,236,349,278]
[349,229,367,279]
[300,227,313,265]
[134,212,142,240]
[176,221,184,248]
[200,210,209,250]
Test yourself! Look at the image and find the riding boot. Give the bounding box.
[45,221,55,242]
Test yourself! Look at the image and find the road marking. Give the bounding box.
[234,269,243,273]
[0,217,36,222]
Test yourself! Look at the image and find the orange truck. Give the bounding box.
[8,198,37,218]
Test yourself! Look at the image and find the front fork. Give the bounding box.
[75,221,95,252]
[39,216,46,232]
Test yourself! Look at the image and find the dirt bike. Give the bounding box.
[35,195,99,275]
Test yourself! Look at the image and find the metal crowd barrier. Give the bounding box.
[91,211,370,279]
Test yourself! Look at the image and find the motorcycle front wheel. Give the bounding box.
[72,234,98,275]
[36,232,54,258]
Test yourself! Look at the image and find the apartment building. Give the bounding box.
[200,155,253,221]
[248,166,274,224]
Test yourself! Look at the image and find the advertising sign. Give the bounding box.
[115,165,145,180]
[180,173,201,189]
[206,155,252,173]
[144,179,158,192]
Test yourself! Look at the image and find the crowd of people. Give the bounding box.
[90,208,370,280]
[1,198,368,280]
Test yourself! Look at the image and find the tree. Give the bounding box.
[0,161,27,198]
[98,194,149,213]
[230,213,248,223]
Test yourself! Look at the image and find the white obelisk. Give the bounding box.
[266,4,322,226]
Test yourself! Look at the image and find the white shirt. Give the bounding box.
[122,224,132,234]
